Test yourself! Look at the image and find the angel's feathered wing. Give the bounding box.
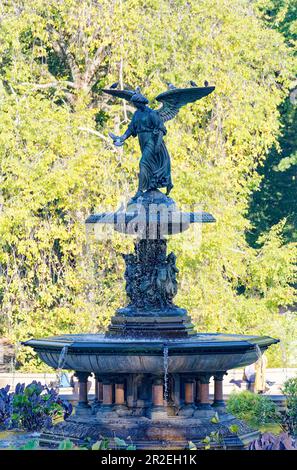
[155,86,215,122]
[102,88,136,101]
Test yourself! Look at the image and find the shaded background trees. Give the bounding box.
[248,0,297,244]
[0,0,296,369]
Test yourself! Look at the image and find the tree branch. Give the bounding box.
[83,45,107,90]
[19,81,75,89]
[78,127,117,152]
[46,25,81,86]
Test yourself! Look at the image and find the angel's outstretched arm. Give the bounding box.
[119,126,133,142]
[109,114,137,146]
[102,88,138,145]
[123,115,137,140]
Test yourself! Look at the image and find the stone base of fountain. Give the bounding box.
[39,410,258,449]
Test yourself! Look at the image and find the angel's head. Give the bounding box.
[131,92,149,109]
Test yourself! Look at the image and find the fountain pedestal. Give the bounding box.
[105,191,201,338]
[23,190,278,449]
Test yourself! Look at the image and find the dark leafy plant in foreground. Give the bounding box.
[248,432,296,450]
[189,416,239,450]
[0,382,72,431]
[0,385,13,429]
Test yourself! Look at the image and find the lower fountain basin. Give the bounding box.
[23,333,278,374]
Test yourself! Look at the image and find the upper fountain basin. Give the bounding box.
[85,189,215,238]
[23,333,279,375]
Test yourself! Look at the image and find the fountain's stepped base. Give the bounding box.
[107,312,195,338]
[39,411,258,450]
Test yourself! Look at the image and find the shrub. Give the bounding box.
[0,385,13,429]
[0,381,72,431]
[281,376,297,435]
[226,391,279,426]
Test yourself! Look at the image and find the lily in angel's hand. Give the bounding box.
[108,131,124,147]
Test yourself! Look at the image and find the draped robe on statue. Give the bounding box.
[127,107,172,193]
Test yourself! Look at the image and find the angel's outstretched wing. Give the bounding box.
[155,86,215,123]
[102,88,135,102]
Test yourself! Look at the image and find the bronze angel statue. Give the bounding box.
[103,84,215,201]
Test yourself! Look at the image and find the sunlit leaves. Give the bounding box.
[0,0,295,369]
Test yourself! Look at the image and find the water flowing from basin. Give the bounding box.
[255,344,262,362]
[163,345,169,404]
[55,346,68,392]
[255,343,264,376]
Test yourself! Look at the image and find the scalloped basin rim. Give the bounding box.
[23,333,279,353]
[22,333,279,374]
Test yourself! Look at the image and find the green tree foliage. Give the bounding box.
[0,0,296,369]
[248,0,297,243]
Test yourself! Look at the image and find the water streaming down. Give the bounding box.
[255,344,262,362]
[163,346,169,404]
[255,344,263,377]
[55,346,69,392]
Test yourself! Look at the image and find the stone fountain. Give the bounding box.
[23,84,278,449]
